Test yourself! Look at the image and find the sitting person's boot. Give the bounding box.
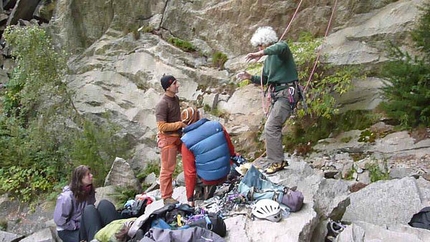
[203,185,217,200]
[264,162,285,174]
[163,197,178,205]
[194,186,205,200]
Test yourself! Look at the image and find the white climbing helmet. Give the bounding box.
[252,199,282,222]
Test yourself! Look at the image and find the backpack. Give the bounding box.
[146,203,194,228]
[281,187,304,212]
[409,207,430,230]
[187,213,226,237]
[238,165,285,201]
[238,165,304,212]
[120,198,149,218]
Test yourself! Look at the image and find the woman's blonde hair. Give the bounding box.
[250,26,278,47]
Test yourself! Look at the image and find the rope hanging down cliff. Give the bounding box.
[303,0,339,92]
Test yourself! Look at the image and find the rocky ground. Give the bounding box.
[0,124,429,241]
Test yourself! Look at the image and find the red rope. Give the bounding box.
[304,0,339,92]
[279,0,304,42]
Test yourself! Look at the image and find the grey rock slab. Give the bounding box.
[342,177,422,226]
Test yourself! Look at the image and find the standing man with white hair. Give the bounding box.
[237,26,300,174]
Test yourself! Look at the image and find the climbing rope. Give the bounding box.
[303,0,339,92]
[278,0,304,42]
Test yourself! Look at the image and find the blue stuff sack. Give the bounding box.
[238,165,285,202]
[238,165,304,212]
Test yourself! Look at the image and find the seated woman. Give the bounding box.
[53,165,96,242]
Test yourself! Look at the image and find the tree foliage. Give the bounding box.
[289,32,360,120]
[380,3,430,128]
[0,26,130,205]
[3,25,69,118]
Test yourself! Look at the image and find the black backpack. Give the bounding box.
[137,203,195,235]
[187,213,226,237]
[409,207,430,230]
[120,198,149,219]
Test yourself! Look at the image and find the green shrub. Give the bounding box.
[365,162,389,182]
[139,26,154,33]
[3,25,68,119]
[344,167,356,180]
[70,117,131,187]
[358,129,376,143]
[340,136,352,143]
[283,110,378,153]
[289,32,362,120]
[173,160,183,179]
[212,51,228,69]
[380,3,430,128]
[380,47,430,128]
[111,186,139,208]
[137,159,183,181]
[411,2,430,56]
[136,161,161,180]
[0,165,56,203]
[167,37,196,52]
[0,220,6,231]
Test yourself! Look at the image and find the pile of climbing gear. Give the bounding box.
[195,161,304,223]
[132,202,227,239]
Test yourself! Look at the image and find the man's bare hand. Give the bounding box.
[245,50,264,62]
[236,71,252,80]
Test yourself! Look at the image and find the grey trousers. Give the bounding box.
[265,88,296,164]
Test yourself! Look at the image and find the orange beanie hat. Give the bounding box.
[181,107,200,125]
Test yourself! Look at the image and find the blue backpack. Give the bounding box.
[238,165,304,212]
[238,165,286,201]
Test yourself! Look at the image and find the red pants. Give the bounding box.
[157,134,181,199]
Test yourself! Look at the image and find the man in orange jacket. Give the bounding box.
[155,75,186,205]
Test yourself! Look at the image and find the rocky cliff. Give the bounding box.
[0,0,429,241]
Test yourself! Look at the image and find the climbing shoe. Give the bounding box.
[265,162,285,174]
[203,185,217,200]
[194,186,205,200]
[163,197,178,205]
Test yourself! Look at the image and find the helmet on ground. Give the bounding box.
[252,199,282,222]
